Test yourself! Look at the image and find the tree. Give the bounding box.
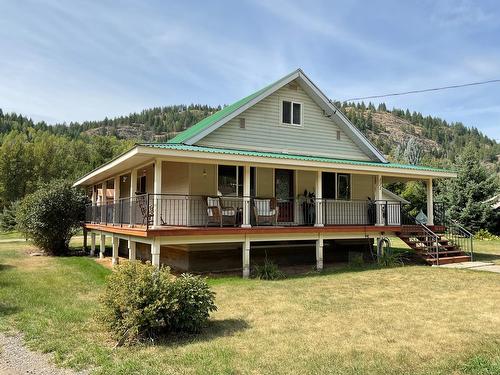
[17,181,87,255]
[436,145,499,233]
[403,137,423,165]
[0,200,20,232]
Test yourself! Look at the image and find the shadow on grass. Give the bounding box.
[0,264,16,272]
[473,252,500,263]
[0,303,20,317]
[154,318,250,348]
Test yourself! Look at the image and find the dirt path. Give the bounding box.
[0,333,87,375]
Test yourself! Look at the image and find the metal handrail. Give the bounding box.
[446,220,474,261]
[417,222,441,265]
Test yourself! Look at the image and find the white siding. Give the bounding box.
[196,81,372,161]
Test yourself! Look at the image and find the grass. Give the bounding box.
[0,238,499,374]
[0,230,24,240]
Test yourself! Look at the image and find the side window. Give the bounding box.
[337,174,351,200]
[281,100,301,125]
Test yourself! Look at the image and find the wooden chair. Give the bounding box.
[253,198,279,226]
[137,195,154,226]
[206,197,237,227]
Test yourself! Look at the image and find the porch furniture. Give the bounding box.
[206,197,237,227]
[137,194,154,226]
[253,198,279,226]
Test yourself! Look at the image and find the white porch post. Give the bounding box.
[242,165,251,228]
[128,239,136,261]
[151,239,160,267]
[99,233,106,259]
[101,182,107,223]
[314,171,324,227]
[242,236,250,278]
[427,178,434,226]
[113,175,120,224]
[375,175,384,226]
[112,235,119,265]
[91,187,97,223]
[316,234,324,270]
[153,159,162,227]
[90,232,96,256]
[129,169,137,227]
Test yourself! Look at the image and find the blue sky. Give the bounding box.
[1,0,499,139]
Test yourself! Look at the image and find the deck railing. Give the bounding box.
[85,194,406,228]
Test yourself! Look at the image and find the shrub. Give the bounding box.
[0,200,20,232]
[16,180,87,255]
[99,262,216,344]
[377,247,407,267]
[474,229,500,241]
[253,254,285,280]
[348,251,365,268]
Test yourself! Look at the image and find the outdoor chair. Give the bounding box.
[253,198,279,226]
[206,197,237,227]
[137,194,154,226]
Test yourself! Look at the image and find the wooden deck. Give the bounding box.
[84,223,445,238]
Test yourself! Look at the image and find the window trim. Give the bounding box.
[280,99,303,127]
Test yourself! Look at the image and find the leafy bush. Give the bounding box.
[0,200,20,232]
[16,180,87,255]
[474,229,500,241]
[99,262,216,344]
[253,254,285,280]
[377,247,407,267]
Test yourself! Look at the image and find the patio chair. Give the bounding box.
[253,198,279,226]
[206,197,237,227]
[137,195,154,226]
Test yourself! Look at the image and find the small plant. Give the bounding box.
[253,253,285,280]
[348,252,365,268]
[377,247,407,267]
[0,200,20,232]
[474,229,499,241]
[99,262,216,345]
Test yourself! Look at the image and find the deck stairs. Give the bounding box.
[397,224,473,265]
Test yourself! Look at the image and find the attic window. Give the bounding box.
[239,118,246,129]
[336,131,341,140]
[282,100,301,125]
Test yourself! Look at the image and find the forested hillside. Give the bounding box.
[0,102,498,209]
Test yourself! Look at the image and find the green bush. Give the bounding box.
[348,251,365,268]
[0,200,19,232]
[377,247,407,267]
[16,180,86,255]
[99,262,216,344]
[474,229,500,241]
[253,254,285,280]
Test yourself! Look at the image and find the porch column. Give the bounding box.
[151,239,160,267]
[316,234,324,271]
[153,159,162,227]
[99,233,106,259]
[90,232,96,256]
[314,171,324,227]
[242,165,251,228]
[426,178,434,226]
[112,235,119,265]
[128,239,136,261]
[101,182,107,223]
[129,168,137,227]
[91,187,97,223]
[113,175,120,224]
[374,175,384,226]
[242,236,250,278]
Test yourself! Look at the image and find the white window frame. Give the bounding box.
[280,99,303,126]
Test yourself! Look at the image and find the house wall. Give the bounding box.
[352,174,374,200]
[189,164,217,196]
[256,167,273,197]
[196,80,372,161]
[162,161,189,194]
[296,170,315,197]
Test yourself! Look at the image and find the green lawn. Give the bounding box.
[0,238,499,375]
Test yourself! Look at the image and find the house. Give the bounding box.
[74,69,473,276]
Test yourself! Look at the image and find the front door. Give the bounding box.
[275,169,294,222]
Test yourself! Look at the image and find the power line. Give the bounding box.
[342,78,500,103]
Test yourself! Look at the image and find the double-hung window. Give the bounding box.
[282,100,302,125]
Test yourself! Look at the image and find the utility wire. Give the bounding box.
[342,78,500,103]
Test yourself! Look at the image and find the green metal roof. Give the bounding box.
[140,143,453,173]
[167,70,299,144]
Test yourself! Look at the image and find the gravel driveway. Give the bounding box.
[0,333,87,375]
